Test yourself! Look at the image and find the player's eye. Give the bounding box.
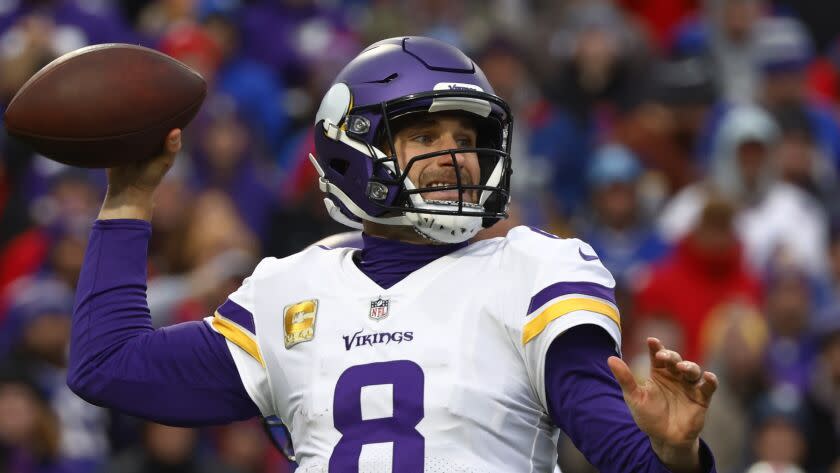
[411,134,433,145]
[455,137,474,147]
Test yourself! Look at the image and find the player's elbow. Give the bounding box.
[66,336,96,399]
[66,361,96,402]
[66,352,111,407]
[66,373,86,399]
[67,364,126,412]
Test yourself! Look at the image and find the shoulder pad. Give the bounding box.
[504,226,613,285]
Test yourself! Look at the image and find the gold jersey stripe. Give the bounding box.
[212,312,265,367]
[522,297,621,345]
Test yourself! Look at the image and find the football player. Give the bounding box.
[68,37,718,472]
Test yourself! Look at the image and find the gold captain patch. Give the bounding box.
[283,299,318,348]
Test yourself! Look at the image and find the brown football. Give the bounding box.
[3,43,206,168]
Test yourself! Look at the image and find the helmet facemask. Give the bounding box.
[372,104,512,243]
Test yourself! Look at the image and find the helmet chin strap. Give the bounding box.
[401,175,485,243]
[407,211,484,243]
[405,208,484,243]
[410,225,460,244]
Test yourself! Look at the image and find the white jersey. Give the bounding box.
[205,226,621,473]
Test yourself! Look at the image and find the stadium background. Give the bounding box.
[1,0,840,472]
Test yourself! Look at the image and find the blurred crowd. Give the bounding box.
[1,0,840,472]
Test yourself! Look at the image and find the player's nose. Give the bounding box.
[434,134,468,167]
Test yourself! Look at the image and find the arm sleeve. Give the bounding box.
[67,219,262,426]
[545,324,716,473]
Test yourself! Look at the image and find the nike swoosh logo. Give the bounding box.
[579,248,599,261]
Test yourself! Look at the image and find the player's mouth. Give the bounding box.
[420,181,478,203]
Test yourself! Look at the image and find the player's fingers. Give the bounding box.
[608,356,639,397]
[676,361,703,383]
[655,349,684,377]
[697,371,719,400]
[164,129,181,155]
[647,338,666,368]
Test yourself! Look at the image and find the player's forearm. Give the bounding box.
[545,325,716,473]
[68,219,260,425]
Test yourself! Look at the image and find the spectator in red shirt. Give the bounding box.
[635,198,763,362]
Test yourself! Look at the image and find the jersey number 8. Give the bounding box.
[329,360,425,472]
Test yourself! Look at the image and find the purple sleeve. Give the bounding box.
[545,324,716,473]
[67,219,261,426]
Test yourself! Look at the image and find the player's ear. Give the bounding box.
[380,141,394,156]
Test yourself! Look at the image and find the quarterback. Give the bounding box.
[68,37,718,472]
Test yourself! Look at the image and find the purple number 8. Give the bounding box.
[329,360,425,472]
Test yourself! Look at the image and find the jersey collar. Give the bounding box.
[354,233,468,290]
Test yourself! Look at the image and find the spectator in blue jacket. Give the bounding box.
[580,144,669,291]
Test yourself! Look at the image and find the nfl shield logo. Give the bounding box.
[369,296,390,321]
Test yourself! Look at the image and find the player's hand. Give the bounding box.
[608,339,718,473]
[99,129,181,221]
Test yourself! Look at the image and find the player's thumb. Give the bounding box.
[608,356,638,396]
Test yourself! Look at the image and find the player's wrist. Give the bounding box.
[650,438,702,473]
[99,189,155,221]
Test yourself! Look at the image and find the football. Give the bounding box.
[3,43,206,168]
